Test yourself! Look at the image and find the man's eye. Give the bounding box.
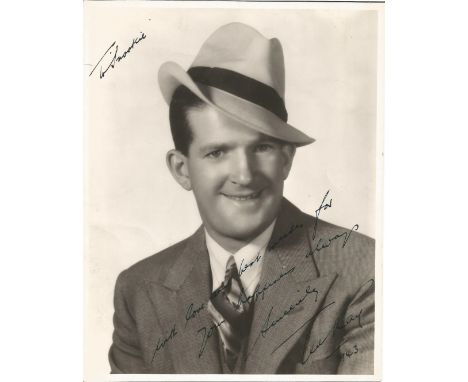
[255,144,273,153]
[206,150,223,159]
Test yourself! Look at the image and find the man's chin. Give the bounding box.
[221,219,272,241]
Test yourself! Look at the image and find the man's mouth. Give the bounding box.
[221,190,262,201]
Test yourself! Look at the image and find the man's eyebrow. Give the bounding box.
[198,137,283,152]
[198,143,232,153]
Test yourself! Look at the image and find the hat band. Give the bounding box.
[187,66,288,122]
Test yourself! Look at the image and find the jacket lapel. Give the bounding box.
[146,227,222,373]
[244,199,337,373]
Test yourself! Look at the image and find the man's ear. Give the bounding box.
[281,144,296,180]
[166,149,192,191]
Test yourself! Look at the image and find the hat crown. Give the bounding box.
[191,22,285,99]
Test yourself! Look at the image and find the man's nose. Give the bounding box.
[229,151,255,186]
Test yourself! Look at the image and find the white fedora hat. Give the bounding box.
[158,22,315,146]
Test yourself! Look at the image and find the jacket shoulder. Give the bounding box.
[116,234,192,290]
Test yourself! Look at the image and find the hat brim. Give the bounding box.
[158,62,315,147]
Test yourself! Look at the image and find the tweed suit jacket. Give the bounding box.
[109,198,375,374]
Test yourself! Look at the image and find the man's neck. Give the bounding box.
[204,229,252,254]
[204,221,276,253]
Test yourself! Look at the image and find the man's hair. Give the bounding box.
[169,85,292,155]
[169,85,205,156]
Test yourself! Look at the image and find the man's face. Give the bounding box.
[182,105,295,244]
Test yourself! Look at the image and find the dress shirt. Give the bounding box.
[205,220,276,297]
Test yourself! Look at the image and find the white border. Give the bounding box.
[86,0,384,11]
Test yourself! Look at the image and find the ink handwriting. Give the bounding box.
[299,279,374,363]
[267,190,359,257]
[151,324,177,363]
[197,319,225,358]
[312,190,333,240]
[325,342,359,361]
[306,224,360,258]
[210,282,229,299]
[237,266,295,306]
[271,301,336,354]
[344,344,359,359]
[89,31,147,79]
[185,302,205,327]
[238,251,262,277]
[300,309,363,364]
[268,223,304,250]
[261,285,319,337]
[306,190,359,257]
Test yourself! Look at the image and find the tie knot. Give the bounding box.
[224,256,240,285]
[213,256,249,314]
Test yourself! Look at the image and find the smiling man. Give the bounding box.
[109,23,375,375]
[167,104,295,253]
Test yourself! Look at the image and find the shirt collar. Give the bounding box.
[205,219,276,292]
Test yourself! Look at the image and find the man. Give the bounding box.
[109,22,375,374]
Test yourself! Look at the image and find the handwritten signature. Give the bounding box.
[272,278,374,360]
[89,31,146,79]
[296,279,373,364]
[300,309,363,364]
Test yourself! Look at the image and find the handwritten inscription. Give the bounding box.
[89,31,147,79]
[238,251,262,277]
[325,342,360,362]
[185,302,205,327]
[210,282,229,299]
[306,190,360,258]
[197,319,225,358]
[151,324,177,363]
[312,190,333,240]
[261,285,319,337]
[344,344,359,359]
[148,191,372,368]
[268,223,304,250]
[237,266,295,306]
[306,224,360,258]
[270,301,336,355]
[299,280,373,364]
[300,309,363,364]
[266,190,360,256]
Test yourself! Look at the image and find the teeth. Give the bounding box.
[224,191,261,201]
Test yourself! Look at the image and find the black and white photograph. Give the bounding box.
[84,1,383,379]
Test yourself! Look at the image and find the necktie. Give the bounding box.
[207,256,253,372]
